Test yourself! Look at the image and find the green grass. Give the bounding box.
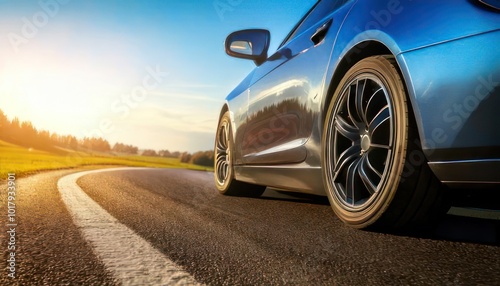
[0,140,211,178]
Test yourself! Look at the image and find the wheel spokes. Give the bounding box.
[333,145,361,181]
[334,115,359,142]
[345,159,360,206]
[368,105,390,137]
[216,155,227,180]
[327,75,395,210]
[355,79,369,125]
[347,84,364,129]
[215,122,230,184]
[358,156,379,195]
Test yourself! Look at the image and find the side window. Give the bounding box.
[282,0,348,46]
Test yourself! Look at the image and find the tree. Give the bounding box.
[38,130,53,149]
[179,152,192,163]
[81,137,111,152]
[0,109,9,139]
[191,150,214,167]
[142,149,158,157]
[68,135,78,149]
[20,121,37,144]
[113,142,139,154]
[5,117,22,143]
[158,149,171,157]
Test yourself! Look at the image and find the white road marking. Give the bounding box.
[57,168,201,286]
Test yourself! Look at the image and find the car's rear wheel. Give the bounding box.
[214,111,266,197]
[322,56,448,229]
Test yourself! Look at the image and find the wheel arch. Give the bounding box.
[322,40,425,153]
[323,41,393,121]
[218,104,229,120]
[217,103,244,165]
[216,104,231,139]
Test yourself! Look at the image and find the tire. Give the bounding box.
[214,111,266,197]
[322,56,449,229]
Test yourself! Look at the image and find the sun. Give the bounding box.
[0,62,110,136]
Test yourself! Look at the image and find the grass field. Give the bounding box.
[0,140,211,178]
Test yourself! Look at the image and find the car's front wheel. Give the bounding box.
[322,56,448,229]
[214,111,266,197]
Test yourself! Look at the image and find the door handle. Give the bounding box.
[311,19,333,45]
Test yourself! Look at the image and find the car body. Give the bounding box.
[214,0,500,228]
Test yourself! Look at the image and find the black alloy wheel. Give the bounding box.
[323,56,448,228]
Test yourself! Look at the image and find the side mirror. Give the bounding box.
[225,29,270,66]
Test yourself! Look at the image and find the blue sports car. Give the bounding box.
[214,0,500,228]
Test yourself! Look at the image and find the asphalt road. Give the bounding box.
[0,168,499,285]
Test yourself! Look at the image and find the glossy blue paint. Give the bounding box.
[219,0,500,191]
[399,30,500,160]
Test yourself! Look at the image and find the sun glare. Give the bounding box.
[1,63,111,136]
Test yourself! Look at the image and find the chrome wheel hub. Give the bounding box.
[360,133,371,154]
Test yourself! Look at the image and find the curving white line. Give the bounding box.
[57,168,201,286]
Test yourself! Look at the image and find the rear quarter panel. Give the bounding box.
[330,0,500,160]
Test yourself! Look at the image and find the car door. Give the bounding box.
[241,0,355,164]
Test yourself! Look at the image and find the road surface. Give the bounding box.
[0,167,498,285]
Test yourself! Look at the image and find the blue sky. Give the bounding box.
[0,0,316,152]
